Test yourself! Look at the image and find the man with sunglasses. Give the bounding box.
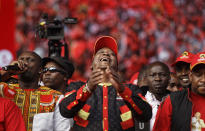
[153,52,205,131]
[41,56,74,94]
[32,56,75,131]
[59,36,152,131]
[0,51,62,131]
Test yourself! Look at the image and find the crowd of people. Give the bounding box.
[0,35,205,131]
[16,0,205,81]
[0,0,204,130]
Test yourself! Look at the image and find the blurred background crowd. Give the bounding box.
[15,0,205,81]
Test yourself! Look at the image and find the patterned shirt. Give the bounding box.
[0,82,62,131]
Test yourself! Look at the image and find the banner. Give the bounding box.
[0,0,16,67]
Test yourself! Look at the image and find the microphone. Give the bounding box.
[2,64,20,71]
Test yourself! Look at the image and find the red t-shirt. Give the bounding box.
[191,92,205,131]
[0,97,26,131]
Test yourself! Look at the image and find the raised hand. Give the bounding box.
[8,60,28,74]
[106,66,125,93]
[87,69,104,92]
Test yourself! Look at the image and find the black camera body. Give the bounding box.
[36,14,77,58]
[36,16,77,40]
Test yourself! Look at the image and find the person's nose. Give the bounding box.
[102,52,109,56]
[181,68,189,75]
[154,74,161,81]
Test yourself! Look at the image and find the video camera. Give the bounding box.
[35,14,77,58]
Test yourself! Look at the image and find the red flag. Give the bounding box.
[0,0,16,67]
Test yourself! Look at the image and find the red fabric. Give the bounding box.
[0,83,16,99]
[67,100,79,110]
[137,93,147,102]
[40,94,53,103]
[129,72,139,85]
[119,105,134,129]
[0,98,26,131]
[82,104,91,112]
[191,92,205,131]
[119,86,132,100]
[76,86,84,100]
[120,119,134,130]
[60,90,76,103]
[65,90,76,97]
[172,51,194,66]
[102,85,109,131]
[153,95,172,131]
[162,0,176,16]
[66,84,92,110]
[73,103,91,127]
[76,85,92,102]
[190,52,205,70]
[120,105,130,114]
[119,87,143,115]
[94,36,118,57]
[0,0,16,67]
[74,115,89,127]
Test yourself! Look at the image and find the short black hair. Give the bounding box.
[147,61,170,75]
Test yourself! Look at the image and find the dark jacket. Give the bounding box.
[153,88,193,131]
[60,82,152,131]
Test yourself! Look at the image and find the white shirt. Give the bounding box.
[145,91,166,131]
[32,95,74,131]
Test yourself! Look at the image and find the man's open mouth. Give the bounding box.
[100,57,110,62]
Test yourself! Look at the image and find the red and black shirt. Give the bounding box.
[59,81,152,131]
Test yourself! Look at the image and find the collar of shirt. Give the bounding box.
[145,91,166,108]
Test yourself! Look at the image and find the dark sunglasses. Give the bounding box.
[42,67,66,74]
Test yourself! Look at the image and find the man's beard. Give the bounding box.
[19,71,37,83]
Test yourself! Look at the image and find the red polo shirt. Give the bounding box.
[0,98,26,131]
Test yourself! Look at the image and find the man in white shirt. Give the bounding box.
[136,61,170,131]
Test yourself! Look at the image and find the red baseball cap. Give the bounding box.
[172,51,193,66]
[190,52,205,70]
[94,36,118,56]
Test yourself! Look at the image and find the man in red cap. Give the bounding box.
[172,51,193,88]
[153,52,205,131]
[59,36,152,131]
